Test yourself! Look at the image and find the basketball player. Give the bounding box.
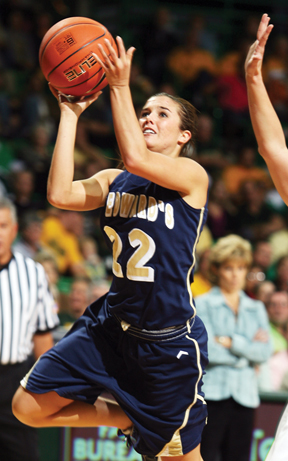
[12,37,209,461]
[245,13,288,461]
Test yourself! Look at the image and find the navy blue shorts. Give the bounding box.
[21,297,208,457]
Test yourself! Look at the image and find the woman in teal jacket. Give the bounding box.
[195,234,272,461]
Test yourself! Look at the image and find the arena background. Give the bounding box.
[2,0,288,460]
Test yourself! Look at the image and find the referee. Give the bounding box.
[0,197,59,461]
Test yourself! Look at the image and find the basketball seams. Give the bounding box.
[40,24,107,66]
[39,17,117,96]
[46,33,106,79]
[53,66,104,92]
[39,19,106,61]
[84,72,106,93]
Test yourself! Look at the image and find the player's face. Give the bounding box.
[139,96,187,156]
[0,208,18,265]
[217,259,248,294]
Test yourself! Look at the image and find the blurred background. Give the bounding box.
[2,0,288,460]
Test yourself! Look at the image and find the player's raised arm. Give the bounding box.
[95,37,208,209]
[47,88,122,211]
[245,13,288,205]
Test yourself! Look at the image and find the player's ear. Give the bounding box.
[178,130,191,146]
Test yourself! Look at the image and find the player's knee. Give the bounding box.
[12,386,41,427]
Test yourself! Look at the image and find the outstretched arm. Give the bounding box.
[245,14,288,204]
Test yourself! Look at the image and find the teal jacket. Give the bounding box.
[195,287,273,408]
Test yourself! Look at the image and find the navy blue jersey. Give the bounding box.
[23,173,209,458]
[101,171,208,330]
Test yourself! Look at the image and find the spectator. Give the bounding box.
[262,34,288,122]
[195,224,214,256]
[21,69,56,140]
[274,255,288,291]
[245,263,266,299]
[206,178,237,240]
[269,215,288,264]
[222,144,271,199]
[167,26,217,107]
[195,234,272,461]
[73,120,112,179]
[76,94,115,153]
[216,38,251,149]
[252,239,273,276]
[5,9,37,71]
[15,124,53,199]
[129,62,155,110]
[262,34,288,83]
[187,14,219,57]
[40,208,87,277]
[13,210,44,259]
[191,248,212,298]
[231,179,285,243]
[31,11,54,54]
[35,251,60,306]
[266,291,288,354]
[264,291,288,390]
[8,169,46,221]
[79,235,107,282]
[0,197,59,461]
[58,276,93,330]
[138,7,180,87]
[193,113,229,178]
[254,280,276,306]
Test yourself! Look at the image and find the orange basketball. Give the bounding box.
[39,17,118,98]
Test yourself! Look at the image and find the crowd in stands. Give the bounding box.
[1,1,288,397]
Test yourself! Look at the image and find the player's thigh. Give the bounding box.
[12,386,73,419]
[161,443,203,461]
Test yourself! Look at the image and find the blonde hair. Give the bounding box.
[208,234,253,284]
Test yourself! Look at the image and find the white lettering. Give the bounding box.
[105,192,115,217]
[87,438,102,461]
[120,193,135,218]
[137,195,147,219]
[113,192,121,217]
[165,203,174,229]
[73,438,87,460]
[105,192,174,229]
[147,197,158,222]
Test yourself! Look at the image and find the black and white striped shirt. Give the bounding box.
[0,252,59,364]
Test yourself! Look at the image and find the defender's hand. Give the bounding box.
[245,13,273,78]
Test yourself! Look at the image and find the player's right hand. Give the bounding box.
[93,36,136,89]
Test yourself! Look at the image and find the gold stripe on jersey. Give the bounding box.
[156,335,204,457]
[186,206,206,317]
[20,357,41,389]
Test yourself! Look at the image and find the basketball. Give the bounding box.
[39,17,118,98]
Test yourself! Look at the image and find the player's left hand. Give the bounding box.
[93,36,136,88]
[245,13,273,78]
